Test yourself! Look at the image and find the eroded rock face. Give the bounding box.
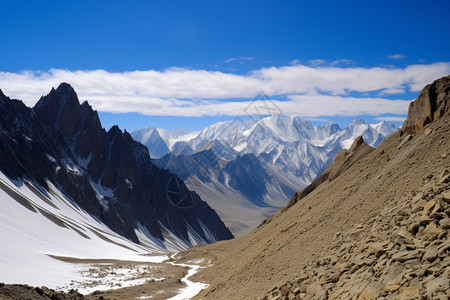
[403,75,450,134]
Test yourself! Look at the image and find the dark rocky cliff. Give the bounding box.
[0,83,233,248]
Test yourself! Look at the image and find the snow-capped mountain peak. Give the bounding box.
[133,115,398,236]
[133,116,397,158]
[371,120,399,135]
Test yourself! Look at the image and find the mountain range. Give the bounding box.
[0,83,233,263]
[0,75,448,300]
[132,115,397,235]
[182,74,450,300]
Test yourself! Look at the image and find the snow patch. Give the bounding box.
[77,154,92,170]
[58,263,164,294]
[125,178,133,189]
[60,158,84,176]
[89,179,115,212]
[46,154,57,163]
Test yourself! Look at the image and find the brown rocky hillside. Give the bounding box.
[180,75,450,299]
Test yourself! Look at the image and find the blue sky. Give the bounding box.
[1,0,449,131]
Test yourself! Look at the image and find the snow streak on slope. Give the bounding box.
[0,172,178,290]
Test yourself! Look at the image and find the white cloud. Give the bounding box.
[283,95,410,117]
[304,117,332,123]
[330,59,354,66]
[387,54,405,59]
[224,57,255,63]
[98,94,410,118]
[375,116,407,122]
[379,88,406,95]
[307,59,354,67]
[308,59,327,66]
[0,62,449,118]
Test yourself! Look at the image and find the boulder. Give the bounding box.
[439,218,450,229]
[358,282,382,300]
[397,286,420,300]
[423,246,438,262]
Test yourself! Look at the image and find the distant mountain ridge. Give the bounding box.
[0,83,233,252]
[132,115,397,235]
[134,116,396,158]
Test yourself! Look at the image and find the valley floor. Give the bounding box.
[0,253,213,300]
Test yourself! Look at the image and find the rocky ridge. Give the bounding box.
[0,83,233,251]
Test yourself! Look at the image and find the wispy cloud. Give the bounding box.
[307,59,354,67]
[330,59,354,66]
[224,57,255,63]
[375,116,407,122]
[308,59,327,66]
[0,62,449,118]
[379,88,406,95]
[387,54,405,60]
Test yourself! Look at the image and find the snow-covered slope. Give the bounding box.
[134,116,398,236]
[0,83,234,283]
[0,172,173,290]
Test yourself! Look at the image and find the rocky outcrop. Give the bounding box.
[0,283,84,300]
[263,170,450,300]
[403,75,450,134]
[0,83,233,249]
